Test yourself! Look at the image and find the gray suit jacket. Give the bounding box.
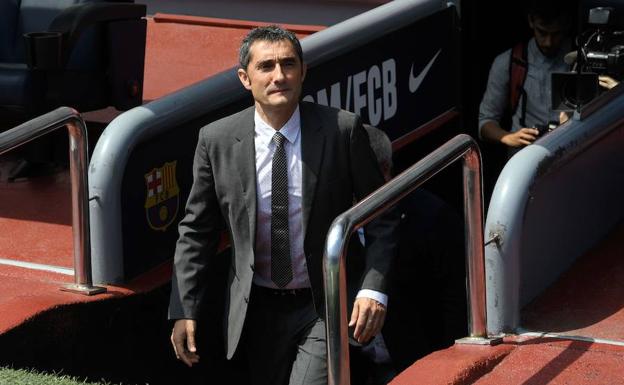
[169,101,396,359]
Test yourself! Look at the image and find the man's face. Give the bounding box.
[237,39,306,112]
[529,15,568,58]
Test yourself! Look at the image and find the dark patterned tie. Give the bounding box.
[271,132,293,288]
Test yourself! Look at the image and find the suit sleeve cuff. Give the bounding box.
[356,289,388,307]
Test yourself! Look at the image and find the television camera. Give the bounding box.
[552,6,624,111]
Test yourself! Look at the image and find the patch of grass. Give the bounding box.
[0,367,123,385]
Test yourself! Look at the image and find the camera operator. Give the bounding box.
[478,0,574,152]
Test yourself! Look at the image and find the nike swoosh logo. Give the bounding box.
[409,49,441,93]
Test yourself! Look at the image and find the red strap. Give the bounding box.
[509,42,528,114]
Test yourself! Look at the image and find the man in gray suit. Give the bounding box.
[169,25,396,385]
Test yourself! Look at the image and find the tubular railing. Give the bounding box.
[323,134,499,385]
[484,86,624,334]
[0,107,106,295]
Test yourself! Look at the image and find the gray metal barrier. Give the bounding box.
[485,87,624,334]
[323,134,499,385]
[0,107,105,295]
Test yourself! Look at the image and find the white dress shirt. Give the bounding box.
[252,107,387,306]
[253,106,308,289]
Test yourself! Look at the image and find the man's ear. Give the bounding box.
[238,68,252,90]
[301,63,307,82]
[528,15,535,29]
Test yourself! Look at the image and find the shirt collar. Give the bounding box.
[254,106,301,146]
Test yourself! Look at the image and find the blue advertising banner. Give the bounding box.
[302,8,459,144]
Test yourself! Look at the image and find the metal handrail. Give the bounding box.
[0,107,106,295]
[323,134,498,385]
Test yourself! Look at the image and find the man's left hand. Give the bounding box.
[349,297,386,344]
[599,75,619,90]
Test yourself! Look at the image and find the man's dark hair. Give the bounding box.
[239,25,303,70]
[527,0,574,25]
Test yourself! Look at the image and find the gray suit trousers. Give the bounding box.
[242,285,327,385]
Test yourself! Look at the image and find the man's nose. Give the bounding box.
[543,35,553,47]
[273,64,286,81]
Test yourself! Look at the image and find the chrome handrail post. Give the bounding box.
[69,120,90,283]
[0,107,106,295]
[323,135,500,385]
[61,118,106,295]
[462,147,487,338]
[324,217,352,385]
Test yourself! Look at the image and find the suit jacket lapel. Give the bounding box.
[300,104,325,239]
[234,109,257,243]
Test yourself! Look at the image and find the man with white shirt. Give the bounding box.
[168,26,396,385]
[479,0,572,150]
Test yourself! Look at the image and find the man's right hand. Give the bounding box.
[501,127,539,147]
[171,319,200,367]
[480,121,538,148]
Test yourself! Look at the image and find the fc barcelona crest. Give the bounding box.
[144,161,180,231]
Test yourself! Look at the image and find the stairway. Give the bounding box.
[391,223,624,385]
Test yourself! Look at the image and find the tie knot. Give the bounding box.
[273,132,286,148]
